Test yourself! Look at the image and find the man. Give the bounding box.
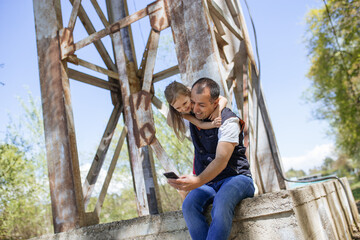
[168,78,254,240]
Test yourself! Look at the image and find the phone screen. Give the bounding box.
[163,172,179,179]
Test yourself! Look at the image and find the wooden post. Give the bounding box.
[33,0,84,232]
[107,0,161,215]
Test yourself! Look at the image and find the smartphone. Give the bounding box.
[163,171,179,179]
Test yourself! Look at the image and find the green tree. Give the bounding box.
[285,168,306,179]
[1,91,52,239]
[304,0,360,160]
[322,157,335,172]
[0,144,52,239]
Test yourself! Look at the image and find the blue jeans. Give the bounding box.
[182,175,254,240]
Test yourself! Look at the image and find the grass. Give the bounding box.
[350,180,360,201]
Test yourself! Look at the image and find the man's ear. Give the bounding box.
[214,97,220,106]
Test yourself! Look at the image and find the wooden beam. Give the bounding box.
[153,65,180,83]
[225,0,241,28]
[229,0,258,75]
[90,0,109,27]
[62,7,148,58]
[137,31,152,79]
[67,55,119,79]
[151,95,168,118]
[112,29,150,216]
[69,0,116,71]
[166,0,223,86]
[108,0,161,216]
[68,68,119,92]
[67,0,82,31]
[83,103,123,208]
[94,126,127,218]
[33,0,84,232]
[207,0,243,41]
[150,139,179,174]
[142,29,160,92]
[214,30,229,49]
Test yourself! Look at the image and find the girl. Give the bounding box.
[164,81,228,140]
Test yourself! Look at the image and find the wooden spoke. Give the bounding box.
[68,0,82,31]
[62,7,148,59]
[207,0,243,41]
[68,68,119,92]
[90,0,109,27]
[142,30,160,92]
[94,126,127,217]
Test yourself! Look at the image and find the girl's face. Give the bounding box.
[172,94,192,114]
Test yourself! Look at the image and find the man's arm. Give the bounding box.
[168,141,236,191]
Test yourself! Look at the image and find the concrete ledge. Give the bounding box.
[32,178,360,240]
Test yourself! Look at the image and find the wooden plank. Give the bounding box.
[214,30,229,49]
[229,0,258,75]
[147,147,163,213]
[68,68,119,92]
[33,0,84,232]
[108,0,160,216]
[207,0,243,41]
[69,0,116,72]
[130,91,156,148]
[62,7,148,58]
[83,103,123,208]
[150,139,179,174]
[112,29,150,216]
[90,0,109,27]
[106,0,138,65]
[137,31,152,79]
[67,55,119,79]
[225,0,241,28]
[94,126,127,217]
[166,0,222,87]
[151,95,168,123]
[68,0,82,31]
[153,65,179,83]
[142,29,160,92]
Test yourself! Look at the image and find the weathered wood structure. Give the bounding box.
[33,0,287,233]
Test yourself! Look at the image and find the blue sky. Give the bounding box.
[0,0,333,173]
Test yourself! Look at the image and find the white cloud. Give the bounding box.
[282,143,335,173]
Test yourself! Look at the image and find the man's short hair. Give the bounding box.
[192,77,220,102]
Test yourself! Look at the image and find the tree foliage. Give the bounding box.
[1,92,52,239]
[285,168,306,179]
[305,0,360,160]
[0,144,52,239]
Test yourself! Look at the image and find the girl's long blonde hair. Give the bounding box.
[164,81,191,140]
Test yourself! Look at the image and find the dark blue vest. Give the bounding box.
[190,108,251,183]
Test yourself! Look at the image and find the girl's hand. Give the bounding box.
[209,107,220,120]
[211,117,222,128]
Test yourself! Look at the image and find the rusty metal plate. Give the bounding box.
[130,91,156,148]
[148,0,170,32]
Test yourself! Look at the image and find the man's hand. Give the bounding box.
[167,175,202,191]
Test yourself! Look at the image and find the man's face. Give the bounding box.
[191,86,219,120]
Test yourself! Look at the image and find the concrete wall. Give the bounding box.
[32,178,360,240]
